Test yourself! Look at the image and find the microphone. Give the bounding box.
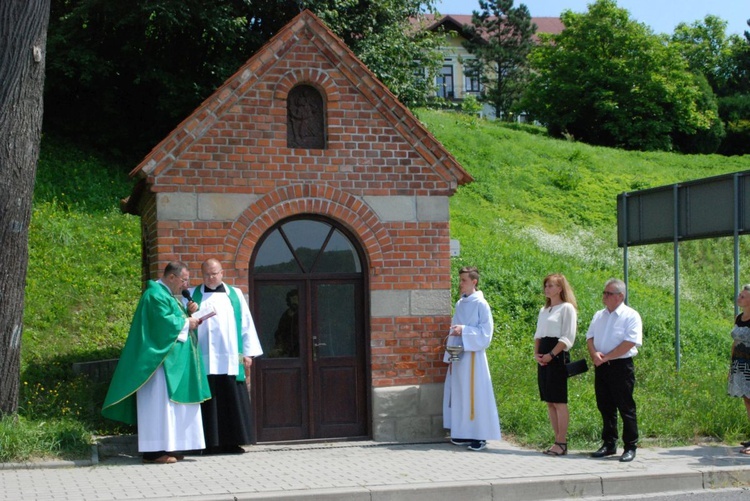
[181,289,193,317]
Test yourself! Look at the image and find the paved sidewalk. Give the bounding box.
[2,439,750,500]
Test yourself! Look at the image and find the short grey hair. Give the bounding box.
[604,278,626,295]
[742,284,750,292]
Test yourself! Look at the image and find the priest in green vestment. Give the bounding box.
[102,261,211,464]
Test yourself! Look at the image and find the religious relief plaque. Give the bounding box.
[287,84,325,149]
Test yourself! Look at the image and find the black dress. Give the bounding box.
[537,336,570,403]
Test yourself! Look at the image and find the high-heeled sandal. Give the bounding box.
[543,442,567,456]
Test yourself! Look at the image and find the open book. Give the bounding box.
[196,304,216,323]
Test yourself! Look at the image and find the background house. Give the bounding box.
[424,14,564,118]
[123,10,472,443]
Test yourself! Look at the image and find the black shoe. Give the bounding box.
[590,444,617,458]
[467,440,487,451]
[450,438,473,446]
[221,445,246,454]
[620,449,636,462]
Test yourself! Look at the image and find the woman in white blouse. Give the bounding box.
[534,273,578,456]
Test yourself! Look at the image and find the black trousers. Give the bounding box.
[594,357,638,449]
[201,374,254,448]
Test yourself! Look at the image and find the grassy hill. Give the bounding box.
[416,109,750,448]
[9,111,750,460]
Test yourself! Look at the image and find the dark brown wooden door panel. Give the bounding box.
[316,362,366,437]
[319,365,358,423]
[256,365,307,442]
[251,218,369,443]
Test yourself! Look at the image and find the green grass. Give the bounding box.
[10,114,750,461]
[417,108,750,449]
[13,136,141,460]
[0,415,91,462]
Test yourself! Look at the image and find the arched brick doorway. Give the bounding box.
[250,216,370,442]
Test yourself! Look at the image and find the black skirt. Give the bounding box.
[201,374,255,448]
[537,337,569,403]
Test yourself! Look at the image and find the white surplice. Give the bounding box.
[189,284,263,375]
[443,290,502,441]
[136,366,206,452]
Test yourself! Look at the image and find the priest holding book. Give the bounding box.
[102,261,211,464]
[187,258,263,454]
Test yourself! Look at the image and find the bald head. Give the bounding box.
[201,258,224,288]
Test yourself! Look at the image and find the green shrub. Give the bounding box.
[720,119,750,155]
[461,94,482,115]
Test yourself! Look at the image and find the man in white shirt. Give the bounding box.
[188,258,263,454]
[586,278,642,463]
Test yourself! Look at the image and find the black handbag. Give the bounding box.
[565,359,588,377]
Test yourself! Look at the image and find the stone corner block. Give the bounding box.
[395,416,433,441]
[157,192,197,220]
[410,289,451,316]
[372,385,420,418]
[372,419,397,442]
[363,196,416,222]
[416,196,449,222]
[418,382,444,416]
[198,193,256,221]
[371,289,410,317]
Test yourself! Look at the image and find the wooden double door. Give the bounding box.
[250,218,369,442]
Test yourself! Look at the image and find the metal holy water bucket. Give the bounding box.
[444,333,463,362]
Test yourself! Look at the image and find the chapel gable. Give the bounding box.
[122,10,473,443]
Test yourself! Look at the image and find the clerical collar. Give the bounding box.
[204,283,226,293]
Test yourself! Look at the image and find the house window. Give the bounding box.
[464,66,481,93]
[287,84,326,149]
[436,65,454,99]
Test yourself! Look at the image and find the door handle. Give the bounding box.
[312,336,326,361]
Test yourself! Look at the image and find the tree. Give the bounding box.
[44,0,443,159]
[727,28,750,95]
[718,19,750,155]
[671,73,725,154]
[462,0,536,120]
[0,0,51,415]
[523,0,717,152]
[671,15,737,95]
[45,0,261,158]
[311,0,443,108]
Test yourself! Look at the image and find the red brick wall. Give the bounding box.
[135,12,460,388]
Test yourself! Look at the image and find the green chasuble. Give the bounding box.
[102,280,211,425]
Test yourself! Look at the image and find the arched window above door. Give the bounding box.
[253,219,361,274]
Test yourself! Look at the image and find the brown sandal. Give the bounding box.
[543,442,568,456]
[143,454,177,464]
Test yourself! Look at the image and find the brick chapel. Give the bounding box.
[123,10,472,442]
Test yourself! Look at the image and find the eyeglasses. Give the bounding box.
[173,275,189,283]
[602,291,620,297]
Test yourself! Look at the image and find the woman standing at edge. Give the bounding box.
[728,284,750,454]
[534,273,578,456]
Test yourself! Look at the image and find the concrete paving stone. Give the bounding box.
[372,480,492,501]
[2,440,750,500]
[491,474,604,500]
[600,470,705,496]
[703,466,750,488]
